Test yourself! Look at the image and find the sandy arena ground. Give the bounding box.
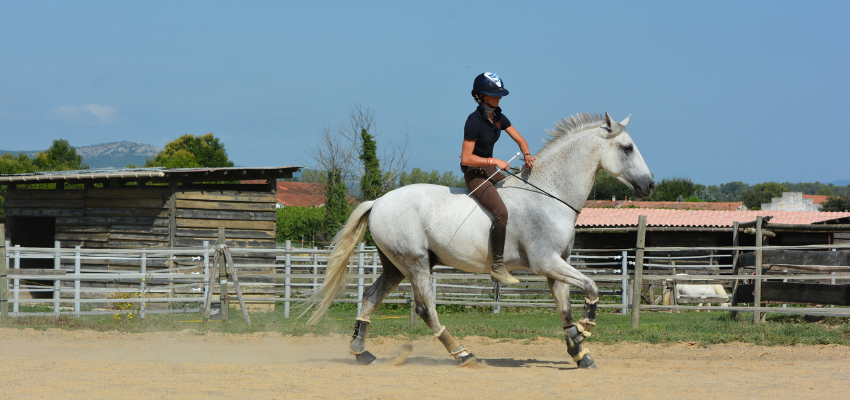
[0,327,848,399]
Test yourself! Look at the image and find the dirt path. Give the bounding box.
[0,328,848,399]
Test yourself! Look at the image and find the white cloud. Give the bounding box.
[50,104,118,124]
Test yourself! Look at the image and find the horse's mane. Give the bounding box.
[542,113,605,146]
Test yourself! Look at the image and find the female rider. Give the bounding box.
[461,72,536,285]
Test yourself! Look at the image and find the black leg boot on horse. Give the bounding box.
[490,223,519,285]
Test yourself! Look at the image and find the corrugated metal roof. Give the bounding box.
[576,208,850,228]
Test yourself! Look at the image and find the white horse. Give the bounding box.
[306,112,654,369]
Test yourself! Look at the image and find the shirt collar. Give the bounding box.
[476,105,502,125]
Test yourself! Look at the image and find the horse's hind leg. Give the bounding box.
[350,249,405,365]
[407,262,476,365]
[548,278,597,369]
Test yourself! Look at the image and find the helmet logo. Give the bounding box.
[483,72,503,88]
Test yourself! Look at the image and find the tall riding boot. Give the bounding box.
[490,223,519,285]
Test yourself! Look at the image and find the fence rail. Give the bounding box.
[1,221,849,324]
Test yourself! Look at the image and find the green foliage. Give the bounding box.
[299,169,325,183]
[821,196,850,212]
[398,168,465,187]
[359,129,383,201]
[684,196,702,202]
[720,181,750,201]
[697,188,717,202]
[741,182,787,210]
[651,177,697,201]
[145,133,234,168]
[33,139,89,171]
[0,140,89,222]
[588,170,634,200]
[276,206,325,243]
[323,169,351,239]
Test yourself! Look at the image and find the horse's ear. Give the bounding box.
[602,111,624,138]
[620,114,631,127]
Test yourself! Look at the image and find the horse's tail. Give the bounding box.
[305,201,375,326]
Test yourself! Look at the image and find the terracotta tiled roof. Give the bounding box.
[584,200,747,211]
[576,209,850,228]
[275,181,359,207]
[803,194,829,205]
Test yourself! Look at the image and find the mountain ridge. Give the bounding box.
[0,141,163,169]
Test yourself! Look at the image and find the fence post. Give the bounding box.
[670,261,678,309]
[74,246,81,317]
[371,249,378,285]
[218,227,229,321]
[13,244,20,314]
[357,242,365,316]
[139,250,146,319]
[631,215,647,329]
[493,282,501,314]
[284,240,291,318]
[311,247,318,292]
[1,224,7,319]
[730,221,741,320]
[621,250,628,315]
[202,241,209,306]
[753,216,764,324]
[54,241,61,316]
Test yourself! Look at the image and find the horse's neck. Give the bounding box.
[523,131,601,211]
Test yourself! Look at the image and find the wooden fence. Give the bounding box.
[1,219,848,326]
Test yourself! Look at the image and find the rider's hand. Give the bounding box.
[524,154,536,169]
[493,159,510,171]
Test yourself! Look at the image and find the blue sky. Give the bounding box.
[2,1,848,185]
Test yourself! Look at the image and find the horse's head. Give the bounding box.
[597,112,655,198]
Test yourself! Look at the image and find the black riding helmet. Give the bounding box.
[471,72,509,104]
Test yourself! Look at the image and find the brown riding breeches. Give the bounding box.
[464,166,508,227]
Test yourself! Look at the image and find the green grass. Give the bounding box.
[1,303,848,346]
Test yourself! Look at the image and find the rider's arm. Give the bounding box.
[504,126,536,168]
[462,140,509,170]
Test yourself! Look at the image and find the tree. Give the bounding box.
[651,177,697,201]
[276,206,325,244]
[398,168,465,188]
[697,188,717,202]
[588,170,634,200]
[299,169,326,183]
[359,129,383,201]
[323,169,350,240]
[821,196,850,212]
[146,133,234,168]
[720,181,749,202]
[310,105,408,197]
[33,139,89,171]
[740,182,787,210]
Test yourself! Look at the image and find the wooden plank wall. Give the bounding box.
[4,186,279,309]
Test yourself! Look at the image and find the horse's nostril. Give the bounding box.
[648,181,656,191]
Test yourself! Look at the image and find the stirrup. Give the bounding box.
[490,264,519,285]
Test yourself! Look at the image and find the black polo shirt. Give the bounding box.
[464,105,512,159]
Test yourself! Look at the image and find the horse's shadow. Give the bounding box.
[318,356,576,370]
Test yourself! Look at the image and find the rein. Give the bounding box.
[502,168,582,215]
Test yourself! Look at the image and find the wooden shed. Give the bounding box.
[0,167,299,308]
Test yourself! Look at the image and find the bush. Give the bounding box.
[276,206,325,243]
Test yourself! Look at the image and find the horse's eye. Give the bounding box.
[623,145,633,155]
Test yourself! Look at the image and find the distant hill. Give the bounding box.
[0,141,163,169]
[831,180,850,186]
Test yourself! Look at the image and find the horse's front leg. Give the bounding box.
[547,277,597,369]
[534,256,599,369]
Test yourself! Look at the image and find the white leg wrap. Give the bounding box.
[572,348,590,362]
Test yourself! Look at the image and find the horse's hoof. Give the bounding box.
[355,351,377,365]
[576,354,597,369]
[459,353,478,367]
